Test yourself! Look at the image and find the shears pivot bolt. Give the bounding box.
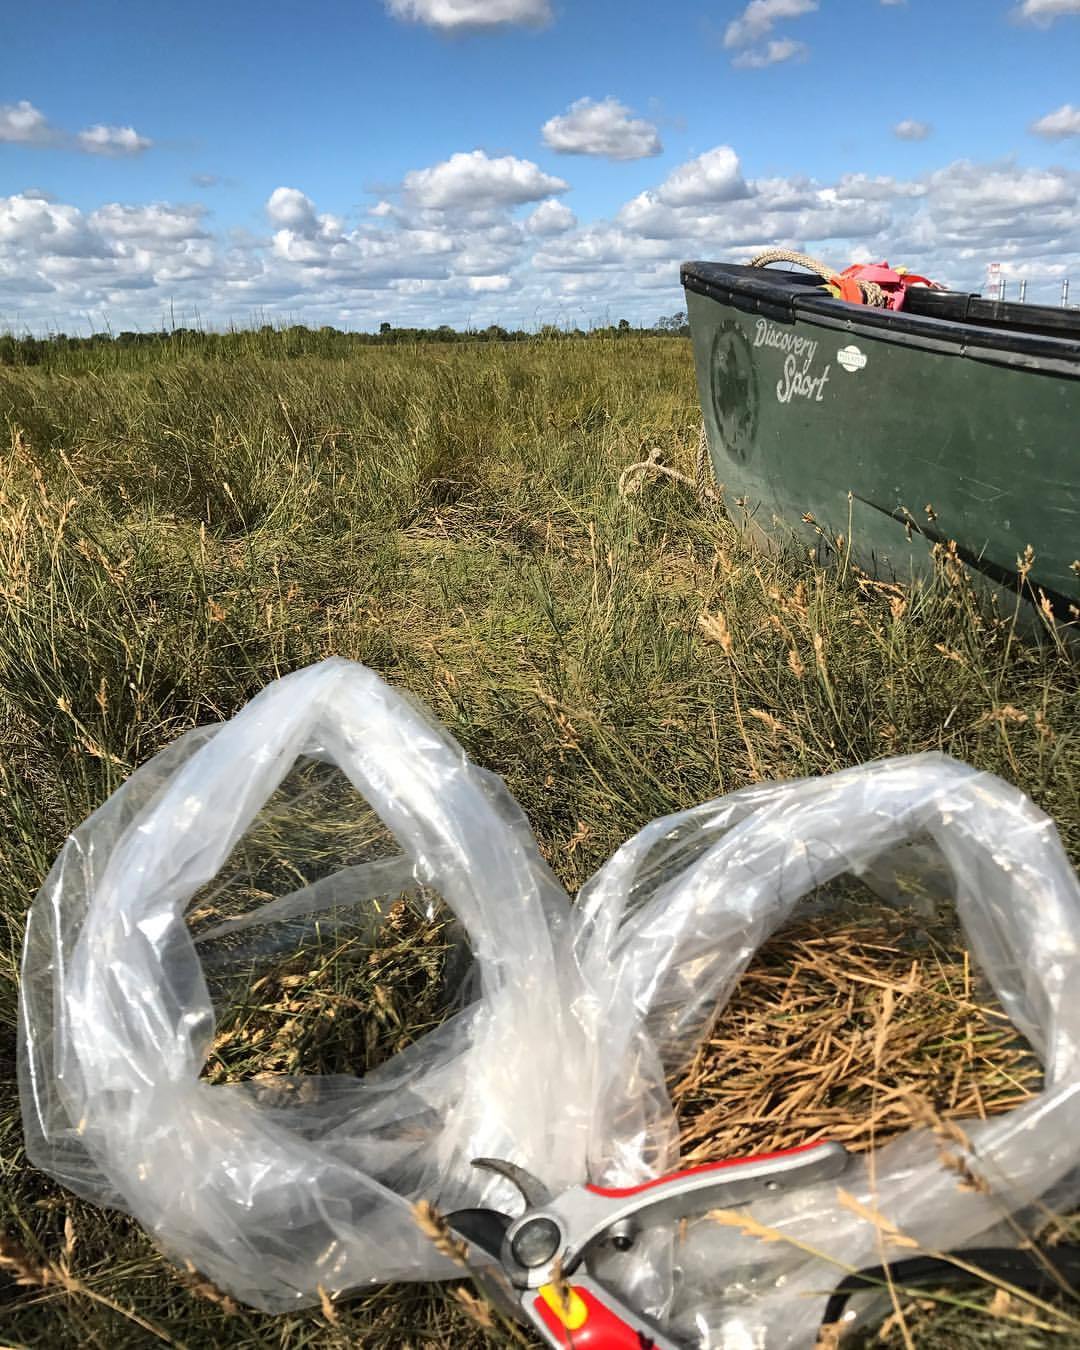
[511,1217,562,1268]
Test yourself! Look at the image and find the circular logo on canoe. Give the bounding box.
[709,322,759,463]
[837,344,867,373]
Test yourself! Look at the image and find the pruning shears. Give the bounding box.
[448,1140,849,1348]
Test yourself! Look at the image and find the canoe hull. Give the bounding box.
[683,265,1079,613]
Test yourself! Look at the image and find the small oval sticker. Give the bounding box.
[837,344,867,373]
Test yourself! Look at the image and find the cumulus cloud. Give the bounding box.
[596,150,1080,312]
[532,226,662,273]
[0,100,57,145]
[0,195,104,256]
[541,97,662,160]
[831,173,926,202]
[0,101,152,155]
[1031,103,1080,137]
[267,186,320,233]
[894,119,932,141]
[922,159,1075,216]
[403,149,567,210]
[724,0,817,48]
[526,199,577,235]
[0,191,219,321]
[384,0,551,31]
[6,148,1080,332]
[1012,0,1080,22]
[467,274,512,291]
[89,203,208,241]
[655,145,749,206]
[76,124,152,156]
[732,38,807,67]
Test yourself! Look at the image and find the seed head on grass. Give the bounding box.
[698,608,733,653]
[0,1229,54,1289]
[412,1200,470,1268]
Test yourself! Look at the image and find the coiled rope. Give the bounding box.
[749,248,889,308]
[617,426,722,508]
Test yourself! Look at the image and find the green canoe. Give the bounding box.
[681,261,1079,617]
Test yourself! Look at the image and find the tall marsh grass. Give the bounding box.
[0,335,1077,1346]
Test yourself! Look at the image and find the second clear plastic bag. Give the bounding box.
[571,752,1080,1344]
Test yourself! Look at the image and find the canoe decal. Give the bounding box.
[837,344,867,373]
[709,321,759,463]
[752,318,832,404]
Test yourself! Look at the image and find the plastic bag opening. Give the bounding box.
[188,755,477,1088]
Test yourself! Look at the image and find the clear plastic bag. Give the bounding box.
[18,658,588,1309]
[19,658,1080,1346]
[571,751,1080,1345]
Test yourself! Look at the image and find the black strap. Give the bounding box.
[821,1245,1080,1329]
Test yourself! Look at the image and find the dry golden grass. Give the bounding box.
[673,910,1042,1165]
[0,334,1077,1347]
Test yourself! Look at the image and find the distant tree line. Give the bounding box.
[0,312,691,368]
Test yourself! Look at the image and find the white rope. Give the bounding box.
[618,428,723,506]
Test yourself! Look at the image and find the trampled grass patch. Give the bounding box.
[1,334,1078,1346]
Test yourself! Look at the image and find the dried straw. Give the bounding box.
[672,912,1041,1164]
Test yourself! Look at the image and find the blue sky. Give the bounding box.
[3,0,1080,332]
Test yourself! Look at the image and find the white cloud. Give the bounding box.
[1013,0,1080,21]
[76,124,152,156]
[655,145,749,206]
[267,186,320,233]
[0,102,153,156]
[533,226,670,274]
[724,0,817,48]
[541,97,662,160]
[894,119,932,141]
[526,199,577,235]
[732,38,807,67]
[384,0,551,31]
[0,100,56,145]
[832,173,926,202]
[403,149,567,209]
[1031,103,1080,137]
[6,149,1080,333]
[0,195,104,256]
[467,274,512,291]
[923,160,1075,215]
[89,203,208,241]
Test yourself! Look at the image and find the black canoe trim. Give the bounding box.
[681,262,1080,379]
[853,494,1075,621]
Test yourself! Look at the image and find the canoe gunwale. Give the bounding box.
[681,262,1080,380]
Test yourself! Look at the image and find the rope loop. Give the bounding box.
[749,249,890,308]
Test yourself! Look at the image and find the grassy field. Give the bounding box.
[1,333,1078,1347]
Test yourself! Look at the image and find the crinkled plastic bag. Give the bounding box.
[570,751,1080,1344]
[18,658,589,1307]
[18,657,1080,1346]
